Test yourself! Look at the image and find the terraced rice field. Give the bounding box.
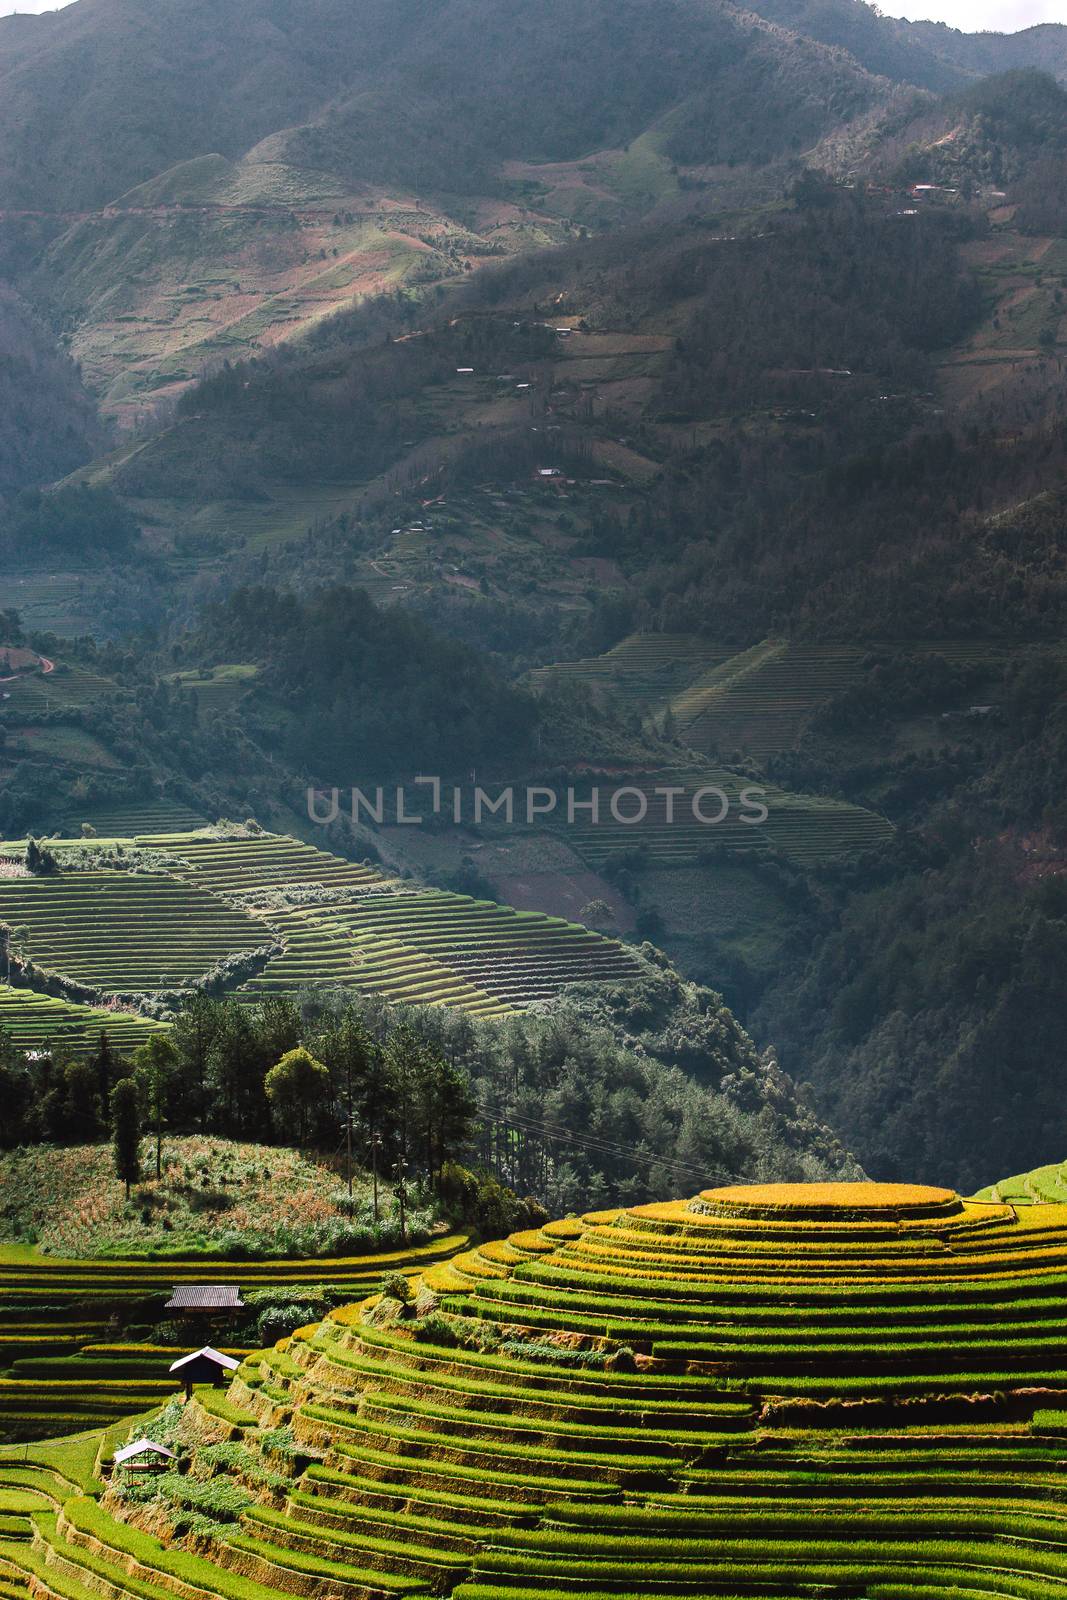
[243,892,643,1015]
[59,803,209,838]
[163,835,643,1014]
[559,771,893,866]
[671,639,1040,758]
[531,633,732,714]
[166,666,260,721]
[977,1158,1067,1204]
[538,635,1043,760]
[0,833,646,1015]
[0,1236,467,1443]
[0,670,115,712]
[0,873,267,994]
[4,1180,1067,1599]
[0,987,168,1058]
[167,836,382,898]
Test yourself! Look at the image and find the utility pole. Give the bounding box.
[344,1054,354,1201]
[371,1131,382,1223]
[394,1156,408,1245]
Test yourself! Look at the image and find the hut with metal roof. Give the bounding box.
[112,1439,177,1474]
[169,1345,241,1399]
[164,1284,244,1316]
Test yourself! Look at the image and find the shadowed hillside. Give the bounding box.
[0,284,105,495]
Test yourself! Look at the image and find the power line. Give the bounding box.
[478,1105,734,1188]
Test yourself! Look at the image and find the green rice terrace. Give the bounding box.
[0,831,644,1017]
[554,770,893,866]
[0,1136,468,1444]
[537,632,1059,759]
[0,989,168,1060]
[2,1179,1067,1598]
[977,1157,1067,1205]
[0,1230,464,1443]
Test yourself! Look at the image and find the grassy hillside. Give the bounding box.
[3,1180,1067,1586]
[0,1137,397,1259]
[0,0,889,214]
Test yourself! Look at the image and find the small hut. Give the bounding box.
[164,1285,244,1320]
[112,1439,177,1475]
[169,1345,241,1400]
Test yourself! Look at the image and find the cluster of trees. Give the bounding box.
[0,285,105,504]
[0,966,859,1216]
[200,584,540,781]
[0,485,138,566]
[0,999,476,1225]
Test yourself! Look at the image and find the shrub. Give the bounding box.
[412,1310,460,1346]
[379,1270,415,1305]
[440,1161,548,1238]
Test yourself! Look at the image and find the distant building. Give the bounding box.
[164,1285,244,1317]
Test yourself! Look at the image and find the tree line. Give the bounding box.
[0,997,476,1234]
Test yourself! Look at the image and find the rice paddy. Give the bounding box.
[2,1179,1065,1599]
[557,770,893,866]
[0,872,267,994]
[0,831,644,1015]
[0,987,169,1058]
[536,633,1052,760]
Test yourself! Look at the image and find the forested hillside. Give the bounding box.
[0,285,104,497]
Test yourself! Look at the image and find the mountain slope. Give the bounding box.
[0,0,401,211]
[0,282,105,495]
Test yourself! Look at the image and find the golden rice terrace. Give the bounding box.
[4,1180,1067,1600]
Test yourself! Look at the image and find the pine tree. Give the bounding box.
[110,1078,141,1200]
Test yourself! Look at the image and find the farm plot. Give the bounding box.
[0,832,650,1019]
[558,770,892,867]
[58,802,209,838]
[0,1233,466,1442]
[531,632,731,715]
[671,638,1034,758]
[166,665,260,720]
[7,1179,1067,1600]
[977,1157,1067,1205]
[0,873,266,994]
[0,668,115,712]
[167,835,383,897]
[0,986,168,1057]
[243,890,644,1014]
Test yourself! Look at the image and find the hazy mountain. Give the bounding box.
[899,18,1067,83]
[0,0,894,213]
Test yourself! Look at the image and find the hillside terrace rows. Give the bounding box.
[0,1236,467,1443]
[0,873,267,994]
[530,634,732,712]
[6,1183,1067,1599]
[0,987,168,1058]
[0,832,644,1016]
[671,639,1042,759]
[59,805,209,838]
[559,774,893,867]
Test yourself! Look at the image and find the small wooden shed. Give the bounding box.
[169,1345,241,1400]
[164,1285,245,1318]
